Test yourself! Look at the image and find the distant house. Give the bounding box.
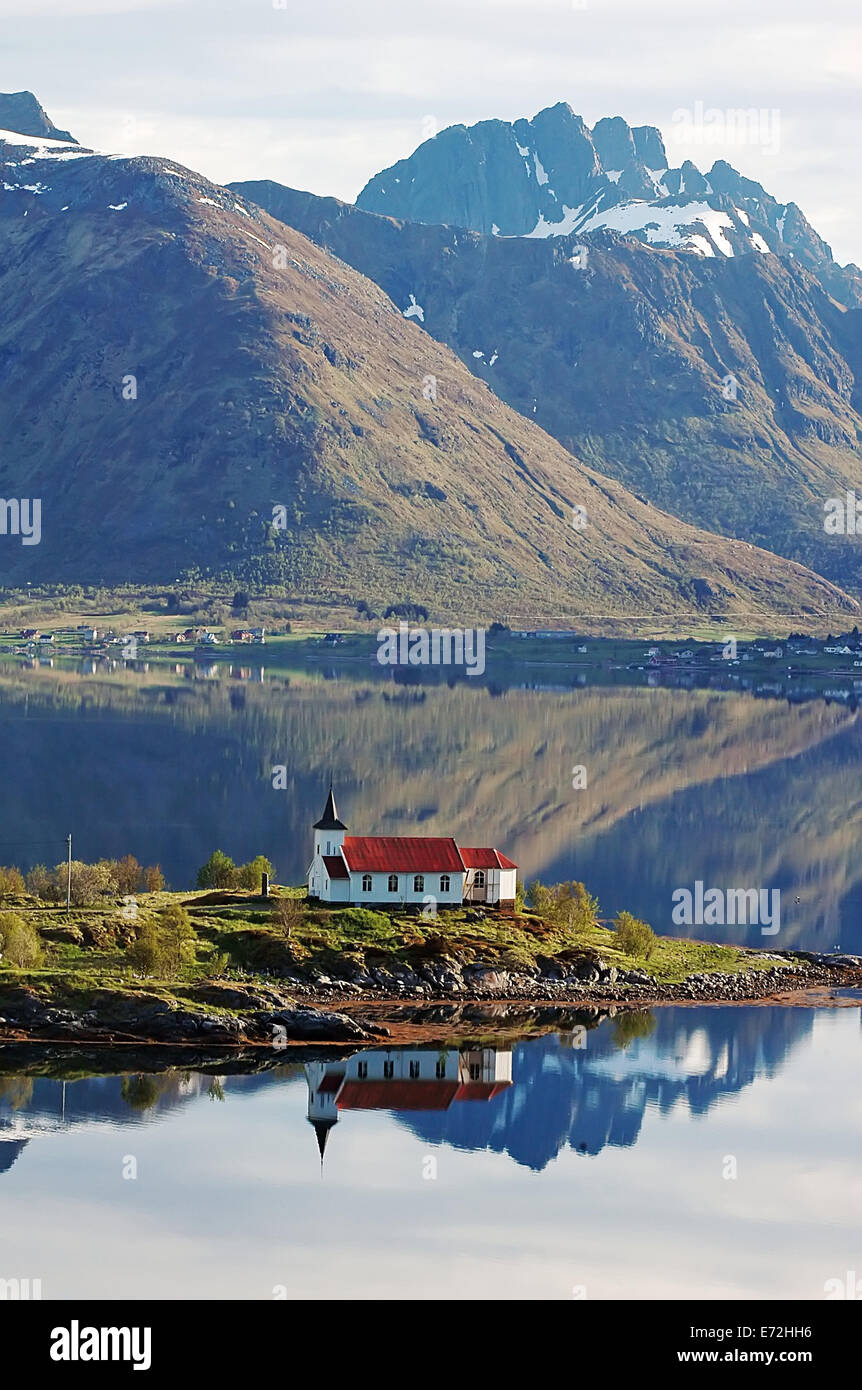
[197,631,218,646]
[231,629,254,643]
[132,630,150,644]
[20,629,39,640]
[307,787,517,908]
[250,627,265,644]
[38,633,54,644]
[77,625,98,641]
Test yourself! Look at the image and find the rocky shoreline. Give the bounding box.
[0,950,860,1047]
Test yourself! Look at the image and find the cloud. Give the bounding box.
[4,0,860,263]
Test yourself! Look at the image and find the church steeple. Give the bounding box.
[313,784,347,832]
[307,1116,337,1172]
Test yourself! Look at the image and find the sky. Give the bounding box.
[2,0,860,265]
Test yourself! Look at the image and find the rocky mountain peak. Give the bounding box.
[0,91,76,143]
[356,102,835,273]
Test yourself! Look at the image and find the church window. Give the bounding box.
[435,1059,446,1079]
[362,873,372,892]
[388,874,398,892]
[383,1060,394,1079]
[475,870,486,888]
[409,1061,420,1078]
[357,1061,368,1079]
[413,874,424,892]
[440,874,450,892]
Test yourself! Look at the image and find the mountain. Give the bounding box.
[356,102,862,306]
[1,113,856,622]
[231,179,862,594]
[0,90,76,144]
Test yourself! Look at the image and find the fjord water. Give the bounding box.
[2,657,862,951]
[1,1005,861,1299]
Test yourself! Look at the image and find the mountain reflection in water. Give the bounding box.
[2,1004,860,1299]
[2,660,862,950]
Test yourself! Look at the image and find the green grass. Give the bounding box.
[0,890,794,1016]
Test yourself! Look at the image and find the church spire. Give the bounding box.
[313,784,347,831]
[307,1116,337,1172]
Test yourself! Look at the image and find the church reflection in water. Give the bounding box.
[305,1047,513,1164]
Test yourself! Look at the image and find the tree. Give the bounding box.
[196,850,237,890]
[271,895,304,939]
[551,881,599,934]
[156,904,197,973]
[26,864,60,903]
[58,859,118,907]
[143,865,165,893]
[115,854,142,896]
[0,866,26,897]
[127,920,162,975]
[232,591,250,611]
[526,879,598,936]
[0,912,42,968]
[613,910,656,960]
[236,855,274,892]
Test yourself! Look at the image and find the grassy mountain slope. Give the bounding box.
[232,180,862,596]
[0,132,856,622]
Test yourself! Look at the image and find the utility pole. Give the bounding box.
[66,833,72,912]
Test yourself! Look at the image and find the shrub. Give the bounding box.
[526,880,598,935]
[156,904,197,973]
[127,906,197,977]
[197,850,237,890]
[613,911,656,960]
[331,907,397,941]
[26,864,60,902]
[127,920,162,975]
[143,865,165,893]
[0,866,26,897]
[58,859,118,907]
[0,912,43,968]
[236,855,274,892]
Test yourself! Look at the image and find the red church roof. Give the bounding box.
[460,847,518,870]
[341,836,464,873]
[336,1081,460,1111]
[322,855,349,880]
[453,1081,512,1101]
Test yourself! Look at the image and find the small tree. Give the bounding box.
[143,865,165,893]
[196,850,237,890]
[116,854,142,896]
[58,859,118,907]
[0,866,26,897]
[271,895,304,940]
[236,855,274,892]
[127,920,162,975]
[0,912,43,968]
[26,864,60,903]
[157,904,197,974]
[613,910,656,960]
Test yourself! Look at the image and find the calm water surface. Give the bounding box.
[1,1005,860,1299]
[2,657,862,950]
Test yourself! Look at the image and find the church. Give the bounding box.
[307,787,517,908]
